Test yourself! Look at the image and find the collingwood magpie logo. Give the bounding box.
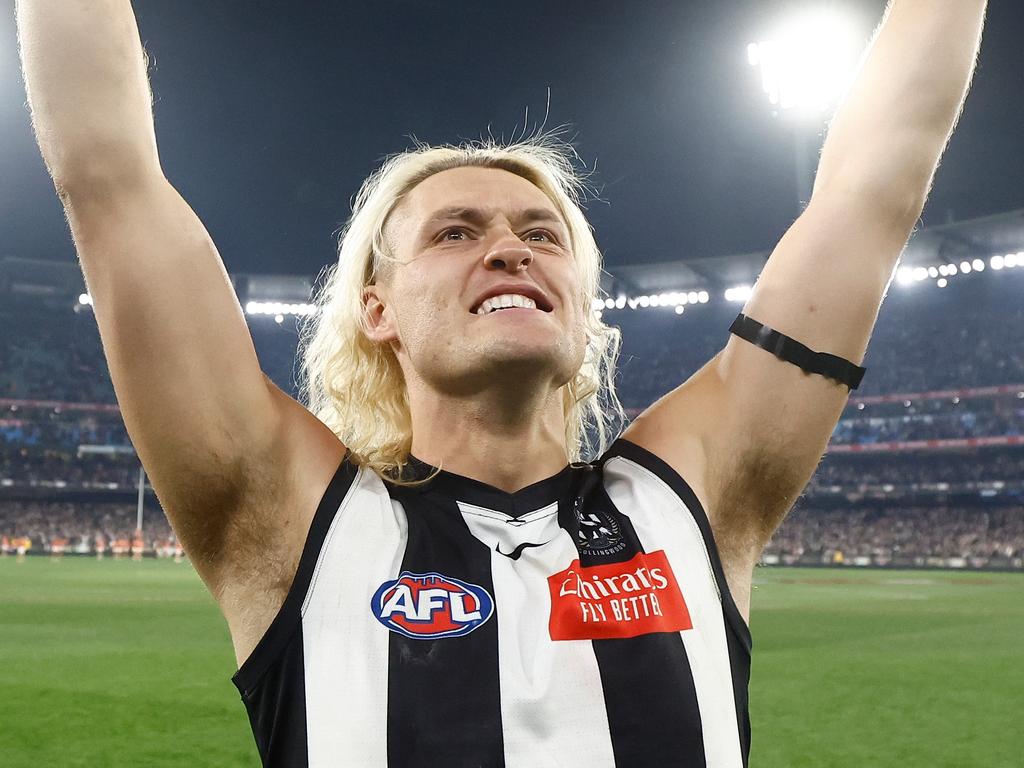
[574,504,625,556]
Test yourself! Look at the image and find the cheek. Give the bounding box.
[572,314,590,356]
[390,274,461,348]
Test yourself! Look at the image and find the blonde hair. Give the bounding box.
[296,131,625,479]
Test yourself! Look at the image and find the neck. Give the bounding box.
[406,378,570,494]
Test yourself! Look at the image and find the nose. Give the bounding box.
[484,236,533,273]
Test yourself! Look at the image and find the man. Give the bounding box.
[17,1,987,766]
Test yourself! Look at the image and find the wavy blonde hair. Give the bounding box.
[296,132,625,479]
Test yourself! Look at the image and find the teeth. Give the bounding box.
[476,294,538,315]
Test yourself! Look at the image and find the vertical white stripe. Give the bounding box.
[302,469,408,768]
[604,457,744,768]
[458,505,616,768]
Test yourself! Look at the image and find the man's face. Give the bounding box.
[365,166,588,396]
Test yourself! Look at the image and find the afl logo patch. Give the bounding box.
[371,571,494,640]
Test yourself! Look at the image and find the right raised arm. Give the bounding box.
[16,0,338,596]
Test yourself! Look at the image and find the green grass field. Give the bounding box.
[1,558,1020,767]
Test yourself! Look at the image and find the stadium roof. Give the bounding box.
[605,208,1024,295]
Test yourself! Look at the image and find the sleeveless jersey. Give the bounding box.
[232,438,752,767]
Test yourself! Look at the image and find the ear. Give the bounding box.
[362,284,400,344]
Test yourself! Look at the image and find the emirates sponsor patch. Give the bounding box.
[547,550,692,640]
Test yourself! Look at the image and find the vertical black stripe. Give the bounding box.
[241,627,309,767]
[592,634,705,767]
[726,628,752,767]
[385,489,505,768]
[562,470,706,768]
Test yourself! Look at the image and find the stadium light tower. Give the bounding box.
[747,6,863,212]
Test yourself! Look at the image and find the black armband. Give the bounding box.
[728,313,866,390]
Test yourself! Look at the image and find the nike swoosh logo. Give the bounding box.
[495,541,545,561]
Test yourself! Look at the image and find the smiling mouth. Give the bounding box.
[476,306,546,318]
[472,293,553,316]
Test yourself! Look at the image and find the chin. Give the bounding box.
[477,336,582,384]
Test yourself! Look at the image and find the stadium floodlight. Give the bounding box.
[747,8,863,119]
[78,293,93,306]
[960,261,972,274]
[614,295,627,310]
[674,305,685,315]
[748,8,863,212]
[245,300,318,317]
[725,285,753,302]
[991,255,1004,270]
[937,278,948,288]
[972,258,985,272]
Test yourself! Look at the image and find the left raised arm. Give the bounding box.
[624,0,988,605]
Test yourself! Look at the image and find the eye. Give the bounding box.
[439,227,468,241]
[525,229,557,243]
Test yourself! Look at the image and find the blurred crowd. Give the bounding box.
[830,407,1024,444]
[0,415,130,452]
[811,449,1024,486]
[1,452,139,486]
[764,505,1024,567]
[0,500,174,555]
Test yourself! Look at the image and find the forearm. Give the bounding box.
[16,0,162,189]
[814,0,987,211]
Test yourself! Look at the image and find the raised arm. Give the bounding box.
[814,0,988,210]
[16,1,343,613]
[623,0,988,618]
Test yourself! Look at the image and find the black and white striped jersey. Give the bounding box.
[232,438,752,767]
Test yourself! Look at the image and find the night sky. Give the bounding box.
[1,0,1020,278]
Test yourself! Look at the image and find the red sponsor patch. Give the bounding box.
[547,550,692,640]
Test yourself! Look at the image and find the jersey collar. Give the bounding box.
[401,454,582,518]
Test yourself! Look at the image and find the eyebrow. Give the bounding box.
[420,206,567,233]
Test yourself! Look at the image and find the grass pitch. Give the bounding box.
[0,557,1020,767]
